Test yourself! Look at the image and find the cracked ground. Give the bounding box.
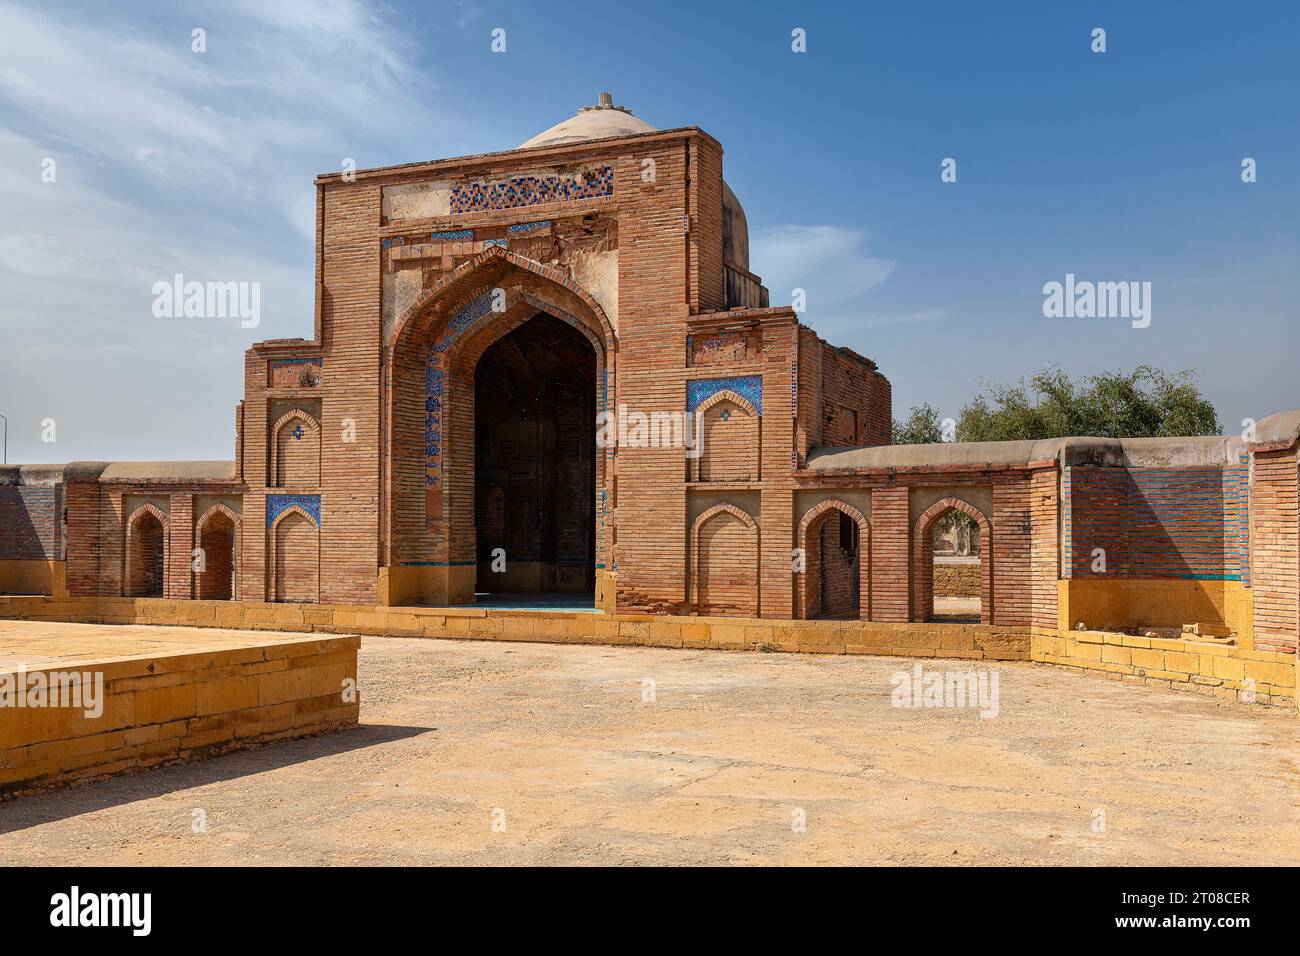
[2,634,1297,865]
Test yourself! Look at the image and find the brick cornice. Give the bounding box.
[316,127,717,186]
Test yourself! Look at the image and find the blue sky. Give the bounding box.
[0,0,1296,461]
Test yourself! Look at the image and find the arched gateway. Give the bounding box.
[382,247,616,606]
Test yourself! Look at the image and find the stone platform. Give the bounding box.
[0,621,359,800]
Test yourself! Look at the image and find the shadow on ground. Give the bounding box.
[0,723,433,834]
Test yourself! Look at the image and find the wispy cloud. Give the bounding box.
[0,0,485,461]
[752,224,947,336]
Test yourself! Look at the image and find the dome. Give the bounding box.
[518,92,656,150]
[518,93,750,272]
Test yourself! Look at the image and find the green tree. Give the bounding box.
[954,366,1220,442]
[891,401,944,444]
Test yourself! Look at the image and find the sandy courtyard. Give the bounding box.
[2,627,1297,865]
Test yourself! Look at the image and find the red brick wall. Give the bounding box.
[869,487,910,622]
[0,487,60,561]
[1030,468,1060,629]
[692,505,758,616]
[1251,447,1298,652]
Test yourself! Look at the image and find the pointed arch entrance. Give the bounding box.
[383,247,616,606]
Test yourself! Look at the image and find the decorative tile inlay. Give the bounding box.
[291,424,305,441]
[432,292,497,354]
[507,220,551,235]
[425,360,444,487]
[266,494,320,528]
[425,291,506,491]
[687,375,762,415]
[431,228,473,241]
[449,165,614,213]
[482,238,509,248]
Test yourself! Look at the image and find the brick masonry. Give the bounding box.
[0,118,1295,693]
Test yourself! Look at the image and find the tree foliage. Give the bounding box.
[891,401,944,445]
[955,366,1219,441]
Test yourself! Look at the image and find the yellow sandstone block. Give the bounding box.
[1101,645,1131,666]
[194,677,259,716]
[1211,655,1245,682]
[1130,648,1165,670]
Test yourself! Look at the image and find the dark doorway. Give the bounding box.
[474,311,596,599]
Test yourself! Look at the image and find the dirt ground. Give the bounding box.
[2,632,1297,865]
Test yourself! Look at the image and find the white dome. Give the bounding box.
[518,93,656,149]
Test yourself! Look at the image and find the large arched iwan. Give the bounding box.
[382,247,616,604]
[912,496,992,623]
[797,499,870,620]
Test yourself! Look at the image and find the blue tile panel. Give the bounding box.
[449,166,614,214]
[507,220,551,235]
[1062,465,1248,580]
[267,494,320,528]
[686,375,762,415]
[431,229,473,241]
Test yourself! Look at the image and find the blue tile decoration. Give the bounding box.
[425,291,503,491]
[790,361,798,417]
[432,291,497,355]
[267,494,320,528]
[507,220,551,235]
[687,375,762,415]
[483,238,509,248]
[449,165,614,214]
[291,424,305,441]
[425,360,444,487]
[431,229,473,241]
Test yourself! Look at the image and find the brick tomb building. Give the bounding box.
[2,95,1297,703]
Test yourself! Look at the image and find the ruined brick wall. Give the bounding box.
[795,331,892,455]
